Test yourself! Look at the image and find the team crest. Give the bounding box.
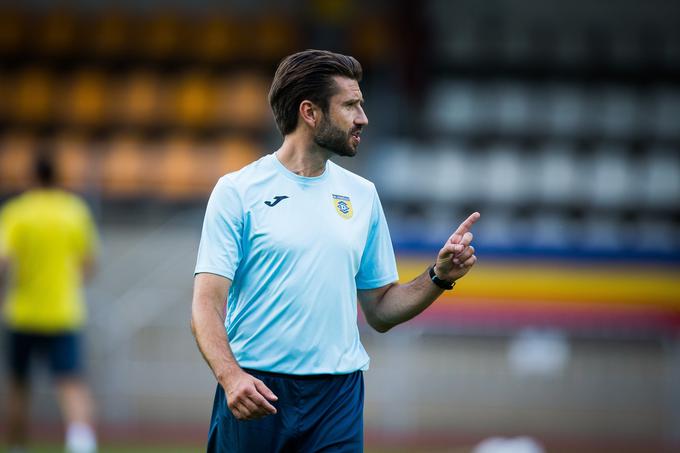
[332,194,353,219]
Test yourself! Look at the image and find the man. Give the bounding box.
[0,153,99,453]
[191,49,479,452]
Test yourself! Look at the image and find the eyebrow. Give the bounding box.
[344,98,364,106]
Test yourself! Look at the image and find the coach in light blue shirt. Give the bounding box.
[191,49,480,453]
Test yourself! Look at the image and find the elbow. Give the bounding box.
[367,317,394,333]
[373,324,392,334]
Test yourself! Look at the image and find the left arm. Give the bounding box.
[0,207,8,302]
[358,212,480,332]
[81,254,97,284]
[0,256,7,299]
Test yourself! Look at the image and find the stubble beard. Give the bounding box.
[313,116,358,157]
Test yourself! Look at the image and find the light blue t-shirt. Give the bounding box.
[195,153,398,375]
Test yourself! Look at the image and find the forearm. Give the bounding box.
[364,212,480,332]
[191,296,242,385]
[190,275,277,420]
[368,269,443,332]
[81,255,96,283]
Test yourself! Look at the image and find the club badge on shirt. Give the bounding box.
[332,194,353,219]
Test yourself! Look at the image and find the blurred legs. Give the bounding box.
[56,377,97,453]
[7,377,30,451]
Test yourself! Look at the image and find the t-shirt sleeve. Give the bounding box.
[0,201,18,258]
[0,203,10,258]
[74,199,99,260]
[355,186,399,289]
[194,177,243,280]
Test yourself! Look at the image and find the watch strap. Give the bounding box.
[429,265,455,290]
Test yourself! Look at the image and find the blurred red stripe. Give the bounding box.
[410,300,680,332]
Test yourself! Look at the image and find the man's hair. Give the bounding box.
[34,150,57,186]
[268,49,363,136]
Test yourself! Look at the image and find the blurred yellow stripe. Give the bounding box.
[397,258,680,310]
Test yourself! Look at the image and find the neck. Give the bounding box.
[275,133,331,177]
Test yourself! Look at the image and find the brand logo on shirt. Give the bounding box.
[264,195,289,207]
[332,194,353,219]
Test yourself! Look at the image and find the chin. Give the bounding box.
[342,148,357,157]
[330,146,357,158]
[345,142,359,157]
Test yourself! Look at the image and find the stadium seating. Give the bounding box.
[0,4,676,262]
[0,7,295,203]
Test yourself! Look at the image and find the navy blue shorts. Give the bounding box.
[5,330,83,381]
[207,369,364,452]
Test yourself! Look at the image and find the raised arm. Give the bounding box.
[358,212,480,332]
[191,273,278,420]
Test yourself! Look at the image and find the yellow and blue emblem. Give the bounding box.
[332,194,353,219]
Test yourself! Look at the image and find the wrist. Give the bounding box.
[216,363,243,386]
[429,264,455,290]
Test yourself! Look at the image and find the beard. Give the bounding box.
[313,115,359,157]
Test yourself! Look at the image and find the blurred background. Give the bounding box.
[0,0,679,452]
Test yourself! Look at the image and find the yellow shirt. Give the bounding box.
[0,189,98,333]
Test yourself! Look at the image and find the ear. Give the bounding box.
[299,100,319,128]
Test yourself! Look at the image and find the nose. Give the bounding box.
[356,107,368,126]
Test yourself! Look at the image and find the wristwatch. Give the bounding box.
[429,265,455,290]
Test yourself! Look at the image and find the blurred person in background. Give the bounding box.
[0,152,99,453]
[191,49,479,452]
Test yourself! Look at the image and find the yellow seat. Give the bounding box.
[214,72,269,129]
[101,135,148,198]
[173,70,214,128]
[12,67,54,124]
[215,136,262,175]
[113,70,162,126]
[62,69,108,126]
[0,133,36,193]
[54,133,94,192]
[154,136,206,200]
[155,136,262,201]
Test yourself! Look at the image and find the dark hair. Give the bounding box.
[268,49,363,136]
[34,150,56,186]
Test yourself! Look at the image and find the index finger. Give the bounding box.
[254,380,278,402]
[449,212,480,243]
[249,391,277,414]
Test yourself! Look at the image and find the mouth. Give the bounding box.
[350,129,362,144]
